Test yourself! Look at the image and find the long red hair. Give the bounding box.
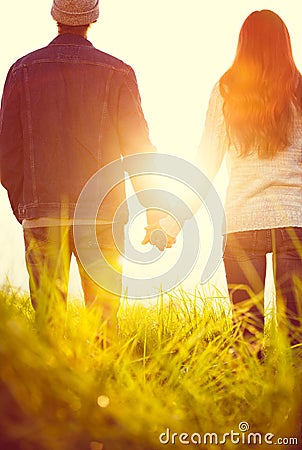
[220,10,302,158]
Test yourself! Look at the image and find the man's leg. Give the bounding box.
[24,226,72,326]
[73,223,124,340]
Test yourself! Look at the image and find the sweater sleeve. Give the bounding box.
[195,82,228,181]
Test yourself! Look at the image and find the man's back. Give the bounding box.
[0,33,154,222]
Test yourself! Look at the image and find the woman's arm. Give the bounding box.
[195,82,228,181]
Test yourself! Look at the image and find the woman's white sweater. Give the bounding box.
[196,82,302,233]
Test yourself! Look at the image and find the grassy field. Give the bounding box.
[0,284,301,450]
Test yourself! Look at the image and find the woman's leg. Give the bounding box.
[223,230,267,341]
[273,227,302,346]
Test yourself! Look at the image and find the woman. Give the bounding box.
[195,10,302,348]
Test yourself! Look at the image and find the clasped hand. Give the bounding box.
[142,224,177,251]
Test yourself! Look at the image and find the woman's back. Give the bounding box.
[225,99,302,233]
[198,81,302,233]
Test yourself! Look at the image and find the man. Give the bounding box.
[0,0,167,336]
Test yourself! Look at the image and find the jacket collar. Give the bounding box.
[49,34,94,48]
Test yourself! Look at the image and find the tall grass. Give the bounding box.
[0,284,301,450]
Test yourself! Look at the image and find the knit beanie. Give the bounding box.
[51,0,99,26]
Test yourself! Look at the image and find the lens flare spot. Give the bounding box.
[97,395,110,408]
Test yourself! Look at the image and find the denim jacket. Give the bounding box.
[0,34,156,223]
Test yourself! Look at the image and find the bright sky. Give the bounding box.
[1,0,301,299]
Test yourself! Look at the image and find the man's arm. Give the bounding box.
[117,66,155,158]
[0,66,24,223]
[117,66,170,244]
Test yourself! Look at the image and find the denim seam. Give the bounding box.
[98,69,113,167]
[13,59,129,74]
[23,66,38,204]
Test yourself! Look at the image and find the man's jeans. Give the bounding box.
[24,223,124,330]
[223,227,302,342]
